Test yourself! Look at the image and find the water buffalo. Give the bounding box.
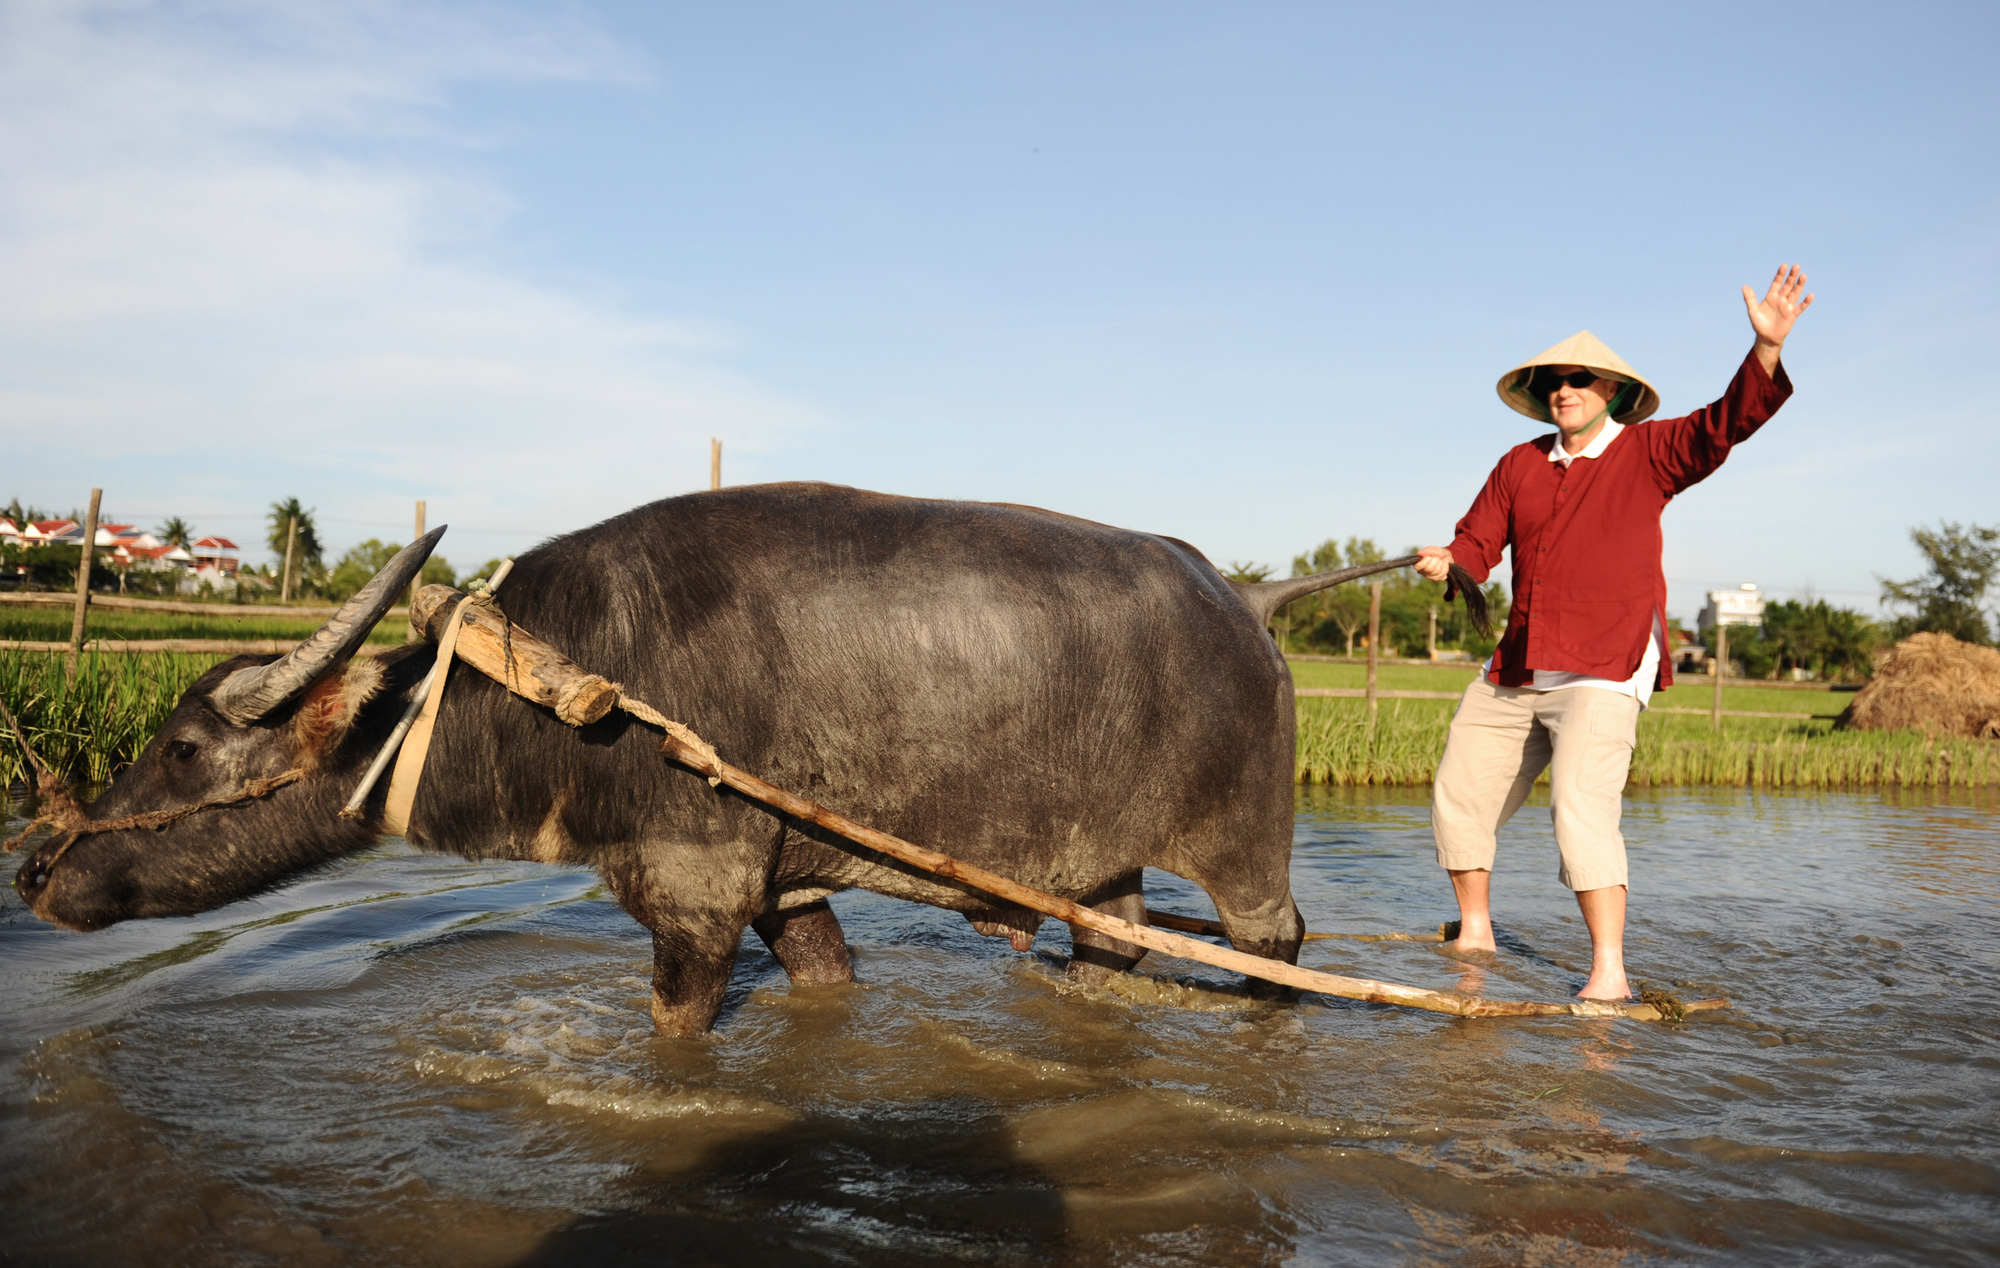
[15,483,1390,1035]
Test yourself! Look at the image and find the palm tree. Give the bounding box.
[265,498,325,573]
[156,517,193,549]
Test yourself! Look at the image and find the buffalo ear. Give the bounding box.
[290,657,386,768]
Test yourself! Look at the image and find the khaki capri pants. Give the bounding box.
[1430,677,1641,892]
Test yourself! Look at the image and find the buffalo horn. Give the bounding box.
[211,527,447,725]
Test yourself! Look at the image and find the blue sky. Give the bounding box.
[5,1,1995,623]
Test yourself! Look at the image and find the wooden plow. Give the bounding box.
[399,583,1726,1025]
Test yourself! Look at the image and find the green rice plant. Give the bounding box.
[1295,692,2000,787]
[1630,725,2000,788]
[1294,698,1455,785]
[0,651,222,788]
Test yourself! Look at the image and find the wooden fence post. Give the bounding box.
[408,500,426,641]
[1712,623,1727,730]
[64,488,103,681]
[280,516,297,603]
[710,438,722,491]
[1366,580,1383,733]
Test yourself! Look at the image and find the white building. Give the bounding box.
[1698,583,1765,632]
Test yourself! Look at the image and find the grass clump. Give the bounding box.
[0,651,222,786]
[1295,694,2000,787]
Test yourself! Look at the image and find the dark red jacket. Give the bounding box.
[1447,352,1793,689]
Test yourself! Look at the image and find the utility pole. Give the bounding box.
[281,516,297,602]
[64,488,102,681]
[710,438,722,491]
[1711,623,1727,730]
[1366,580,1383,735]
[1427,605,1438,660]
[408,500,426,640]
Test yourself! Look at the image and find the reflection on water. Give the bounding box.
[2,787,1997,1265]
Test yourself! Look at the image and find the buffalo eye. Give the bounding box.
[168,740,199,762]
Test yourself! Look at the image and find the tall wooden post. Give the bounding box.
[1366,580,1383,733]
[1711,623,1727,730]
[280,516,298,602]
[64,488,103,681]
[1427,605,1438,660]
[408,500,426,641]
[710,438,722,491]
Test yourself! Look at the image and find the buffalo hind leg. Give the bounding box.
[752,899,854,986]
[1066,871,1149,987]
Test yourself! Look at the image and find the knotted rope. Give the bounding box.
[1,693,83,853]
[612,691,723,786]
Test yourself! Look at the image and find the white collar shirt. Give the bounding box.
[1549,418,1623,466]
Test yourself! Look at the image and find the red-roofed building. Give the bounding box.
[191,536,241,576]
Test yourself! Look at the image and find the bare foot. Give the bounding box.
[1448,916,1497,955]
[1576,969,1631,1001]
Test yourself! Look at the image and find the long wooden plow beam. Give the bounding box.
[412,586,1725,1024]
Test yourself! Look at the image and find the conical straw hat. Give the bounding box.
[1495,330,1660,425]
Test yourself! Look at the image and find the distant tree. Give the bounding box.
[323,539,452,602]
[1267,535,1509,659]
[1705,599,1883,681]
[1323,537,1384,656]
[266,498,326,575]
[1221,561,1274,583]
[156,517,193,549]
[1879,520,1999,645]
[3,499,51,526]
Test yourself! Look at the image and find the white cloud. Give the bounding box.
[0,0,820,553]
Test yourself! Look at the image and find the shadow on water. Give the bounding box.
[513,1102,1071,1267]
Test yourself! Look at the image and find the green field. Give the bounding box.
[0,605,406,645]
[2,648,1993,791]
[1288,660,1996,788]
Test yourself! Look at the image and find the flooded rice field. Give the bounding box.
[3,787,1997,1266]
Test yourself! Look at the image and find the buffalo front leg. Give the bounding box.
[1213,889,1305,1001]
[752,898,855,986]
[648,923,742,1037]
[1066,871,1149,986]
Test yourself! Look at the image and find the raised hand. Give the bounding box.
[1743,263,1814,351]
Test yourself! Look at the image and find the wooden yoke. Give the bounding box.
[410,585,619,726]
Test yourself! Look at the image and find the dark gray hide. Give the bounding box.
[20,484,1308,1035]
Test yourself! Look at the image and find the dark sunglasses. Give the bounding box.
[1529,368,1605,395]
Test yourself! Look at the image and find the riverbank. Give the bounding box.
[4,651,1996,789]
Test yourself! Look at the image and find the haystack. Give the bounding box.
[1840,632,2000,739]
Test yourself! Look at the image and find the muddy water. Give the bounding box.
[2,788,1996,1266]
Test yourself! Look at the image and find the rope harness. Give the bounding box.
[1,693,310,893]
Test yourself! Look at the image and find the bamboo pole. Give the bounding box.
[64,489,102,682]
[663,736,1717,1020]
[1148,909,1449,943]
[281,516,297,603]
